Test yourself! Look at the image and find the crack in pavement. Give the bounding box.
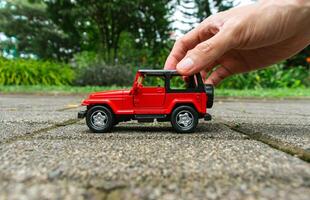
[216,118,310,163]
[0,118,81,145]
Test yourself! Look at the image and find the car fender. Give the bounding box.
[167,99,201,114]
[84,99,118,114]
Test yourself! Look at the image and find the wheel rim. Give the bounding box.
[176,110,193,130]
[90,110,108,129]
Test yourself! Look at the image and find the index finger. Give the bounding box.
[164,18,217,70]
[164,28,201,70]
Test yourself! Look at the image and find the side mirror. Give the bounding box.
[135,85,142,94]
[130,82,139,95]
[129,88,134,95]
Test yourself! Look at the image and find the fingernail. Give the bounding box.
[177,57,194,70]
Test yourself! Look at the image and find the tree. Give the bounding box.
[0,0,78,60]
[175,0,233,34]
[195,0,234,21]
[177,0,200,34]
[45,0,172,63]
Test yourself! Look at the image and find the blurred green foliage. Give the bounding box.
[1,55,307,88]
[0,0,309,90]
[0,0,172,63]
[0,57,74,85]
[143,75,166,87]
[51,0,172,64]
[113,32,173,68]
[72,53,136,86]
[0,0,77,60]
[218,64,309,89]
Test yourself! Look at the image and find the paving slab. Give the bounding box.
[211,99,310,125]
[211,99,310,151]
[0,122,49,142]
[0,94,84,106]
[0,94,83,142]
[0,94,83,123]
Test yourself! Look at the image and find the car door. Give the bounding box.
[133,75,166,110]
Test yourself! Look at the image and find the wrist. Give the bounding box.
[258,0,310,37]
[259,0,310,7]
[293,0,310,7]
[293,0,310,37]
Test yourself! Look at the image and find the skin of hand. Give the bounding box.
[164,0,310,86]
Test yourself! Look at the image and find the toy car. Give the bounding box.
[78,69,214,133]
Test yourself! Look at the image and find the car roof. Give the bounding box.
[138,69,178,75]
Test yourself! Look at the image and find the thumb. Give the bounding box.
[176,29,234,76]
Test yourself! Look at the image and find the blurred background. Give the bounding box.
[0,0,309,96]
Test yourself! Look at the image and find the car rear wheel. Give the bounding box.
[86,106,114,133]
[171,106,198,133]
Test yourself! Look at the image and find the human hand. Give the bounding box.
[164,0,310,85]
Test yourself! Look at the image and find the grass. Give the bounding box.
[0,85,310,98]
[215,88,310,98]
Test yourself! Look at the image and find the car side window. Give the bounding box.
[142,75,165,87]
[169,75,198,91]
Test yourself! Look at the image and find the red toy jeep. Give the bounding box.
[78,70,214,133]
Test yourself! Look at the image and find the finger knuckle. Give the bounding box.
[195,42,213,54]
[176,37,189,49]
[187,49,195,56]
[197,26,206,41]
[198,21,215,37]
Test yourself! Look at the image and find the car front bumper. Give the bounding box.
[78,110,86,119]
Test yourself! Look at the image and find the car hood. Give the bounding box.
[88,89,130,98]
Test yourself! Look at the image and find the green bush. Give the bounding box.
[71,51,101,70]
[74,61,136,86]
[218,64,309,89]
[0,57,75,86]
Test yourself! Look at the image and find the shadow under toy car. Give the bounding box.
[78,69,214,133]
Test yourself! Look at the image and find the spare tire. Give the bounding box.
[205,84,214,108]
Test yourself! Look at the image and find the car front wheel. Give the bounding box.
[86,106,114,133]
[171,106,198,133]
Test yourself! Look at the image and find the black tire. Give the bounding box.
[171,105,199,133]
[86,106,114,133]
